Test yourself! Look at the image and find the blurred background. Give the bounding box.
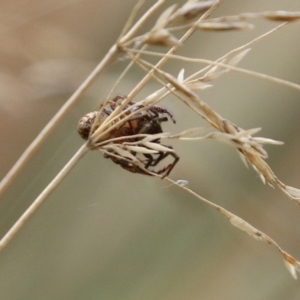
[0,0,300,299]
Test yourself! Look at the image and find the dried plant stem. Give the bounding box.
[0,45,118,197]
[188,22,287,80]
[93,1,224,134]
[2,0,299,282]
[0,0,171,250]
[127,48,300,91]
[0,143,89,253]
[125,0,223,101]
[117,0,145,41]
[0,0,169,197]
[165,177,300,279]
[179,22,285,80]
[118,0,166,44]
[106,45,147,102]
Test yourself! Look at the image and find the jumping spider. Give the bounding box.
[77,95,179,177]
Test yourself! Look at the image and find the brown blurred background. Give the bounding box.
[1,0,300,299]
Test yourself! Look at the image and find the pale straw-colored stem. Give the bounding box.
[164,177,300,279]
[103,0,223,127]
[188,23,287,80]
[0,44,118,197]
[127,0,223,100]
[0,0,170,250]
[0,143,89,253]
[0,0,167,197]
[119,0,166,44]
[126,48,300,91]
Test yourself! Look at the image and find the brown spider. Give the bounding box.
[77,95,179,177]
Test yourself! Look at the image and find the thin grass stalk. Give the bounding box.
[1,0,299,281]
[126,0,223,99]
[0,143,89,253]
[0,0,178,251]
[126,48,300,91]
[0,44,118,197]
[165,178,300,279]
[0,0,167,197]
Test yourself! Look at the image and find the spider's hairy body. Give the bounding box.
[78,95,179,177]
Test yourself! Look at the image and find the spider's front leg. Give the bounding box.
[150,105,176,124]
[143,146,180,178]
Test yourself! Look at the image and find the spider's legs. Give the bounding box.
[144,146,180,178]
[150,105,176,123]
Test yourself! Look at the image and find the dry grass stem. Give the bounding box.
[1,0,300,281]
[0,44,118,197]
[0,144,89,253]
[125,48,300,91]
[165,178,300,279]
[0,0,167,197]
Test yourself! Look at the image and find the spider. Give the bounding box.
[77,95,179,177]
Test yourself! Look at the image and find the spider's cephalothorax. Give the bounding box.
[77,95,179,177]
